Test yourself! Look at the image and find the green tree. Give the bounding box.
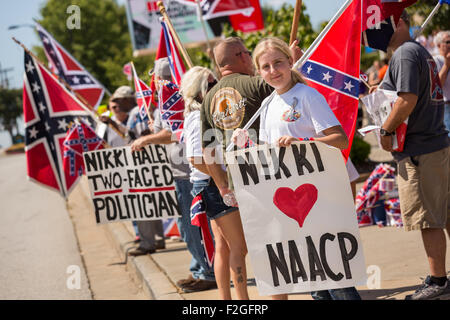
[407,0,450,34]
[0,88,22,143]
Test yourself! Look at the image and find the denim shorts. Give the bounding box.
[191,179,237,220]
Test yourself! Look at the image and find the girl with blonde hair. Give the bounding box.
[233,37,361,300]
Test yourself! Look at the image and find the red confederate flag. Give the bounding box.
[176,0,254,19]
[190,194,214,267]
[298,0,362,160]
[23,51,94,198]
[35,22,107,108]
[131,63,152,121]
[63,119,104,192]
[175,0,263,32]
[158,80,185,142]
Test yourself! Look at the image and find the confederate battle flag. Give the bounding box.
[299,0,362,160]
[62,119,104,193]
[35,22,107,108]
[23,51,94,198]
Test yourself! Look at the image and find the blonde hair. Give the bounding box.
[253,37,307,86]
[180,66,216,116]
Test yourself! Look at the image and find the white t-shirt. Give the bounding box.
[434,55,450,102]
[184,110,210,182]
[259,83,359,182]
[259,83,340,144]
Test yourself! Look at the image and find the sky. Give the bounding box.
[0,0,345,147]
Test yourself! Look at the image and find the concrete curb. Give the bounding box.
[78,177,183,300]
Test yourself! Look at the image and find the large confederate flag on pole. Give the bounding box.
[35,22,107,108]
[299,0,362,160]
[23,51,94,198]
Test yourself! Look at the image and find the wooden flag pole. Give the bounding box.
[290,0,303,45]
[12,37,125,141]
[157,1,194,69]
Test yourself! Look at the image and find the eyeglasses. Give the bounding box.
[445,40,450,45]
[235,50,251,57]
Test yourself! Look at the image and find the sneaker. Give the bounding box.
[176,275,196,288]
[181,279,217,293]
[405,276,450,300]
[127,247,155,256]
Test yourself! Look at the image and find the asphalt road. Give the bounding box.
[0,153,91,299]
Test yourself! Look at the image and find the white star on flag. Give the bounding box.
[45,122,51,132]
[344,80,355,91]
[39,102,46,112]
[306,65,313,74]
[26,61,35,73]
[57,118,68,130]
[32,82,41,93]
[322,72,332,82]
[29,126,38,139]
[84,77,91,83]
[72,76,80,84]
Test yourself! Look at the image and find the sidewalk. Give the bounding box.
[73,175,449,300]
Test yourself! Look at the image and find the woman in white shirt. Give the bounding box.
[233,37,361,300]
[180,66,249,300]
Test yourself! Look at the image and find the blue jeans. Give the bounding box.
[174,179,215,281]
[311,287,361,300]
[192,179,236,220]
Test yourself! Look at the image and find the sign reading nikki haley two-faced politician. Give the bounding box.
[83,145,181,224]
[225,141,367,296]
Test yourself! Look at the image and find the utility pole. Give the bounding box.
[0,62,14,89]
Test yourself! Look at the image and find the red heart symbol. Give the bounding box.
[273,184,318,228]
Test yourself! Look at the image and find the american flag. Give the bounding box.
[35,22,107,108]
[63,119,104,180]
[158,80,185,142]
[23,51,94,198]
[190,193,215,268]
[299,0,361,161]
[362,0,417,52]
[355,164,396,227]
[131,63,152,121]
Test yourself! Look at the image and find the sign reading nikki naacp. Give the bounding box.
[83,145,181,224]
[225,141,367,296]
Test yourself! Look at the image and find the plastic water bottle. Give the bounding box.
[223,192,237,207]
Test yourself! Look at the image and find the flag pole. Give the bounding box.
[293,0,353,70]
[414,2,442,39]
[157,1,194,69]
[290,0,303,45]
[12,37,125,140]
[130,61,153,120]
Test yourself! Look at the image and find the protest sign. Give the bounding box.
[125,0,215,53]
[360,89,408,152]
[83,145,181,224]
[225,141,367,296]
